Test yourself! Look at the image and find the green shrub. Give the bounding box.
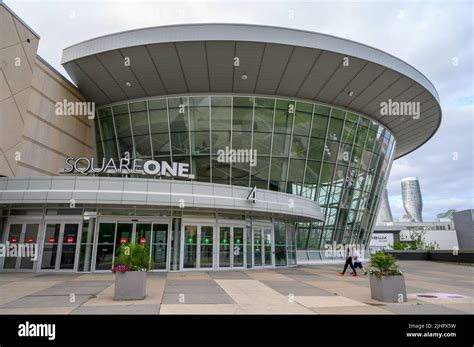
[368,251,402,278]
[113,243,152,272]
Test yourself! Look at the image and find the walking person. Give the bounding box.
[339,244,357,276]
[352,248,367,275]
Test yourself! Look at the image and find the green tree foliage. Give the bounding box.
[368,251,402,278]
[114,243,152,271]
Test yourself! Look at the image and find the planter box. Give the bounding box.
[114,271,147,300]
[369,275,407,303]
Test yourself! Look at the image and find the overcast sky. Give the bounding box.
[6,0,473,221]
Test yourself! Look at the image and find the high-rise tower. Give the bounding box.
[401,177,423,222]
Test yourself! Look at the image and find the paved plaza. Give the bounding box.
[0,261,472,314]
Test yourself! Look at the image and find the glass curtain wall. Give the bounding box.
[95,96,396,251]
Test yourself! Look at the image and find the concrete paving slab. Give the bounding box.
[71,304,160,314]
[0,307,76,314]
[261,280,334,296]
[311,306,394,314]
[294,295,368,308]
[382,303,466,314]
[160,304,239,314]
[0,295,91,308]
[54,280,114,287]
[163,284,227,294]
[162,292,234,304]
[32,285,108,296]
[208,271,252,279]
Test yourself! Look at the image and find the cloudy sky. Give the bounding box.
[6,0,473,221]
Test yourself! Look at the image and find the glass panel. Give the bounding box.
[41,224,60,270]
[253,228,262,266]
[168,98,189,132]
[20,224,39,269]
[271,133,291,157]
[233,227,244,267]
[219,226,231,268]
[211,131,231,154]
[59,223,79,270]
[264,228,272,265]
[151,133,171,156]
[149,108,169,134]
[200,226,214,268]
[183,225,197,268]
[189,103,210,131]
[170,132,189,155]
[194,156,212,182]
[311,114,329,139]
[253,105,274,133]
[115,223,133,250]
[3,224,22,269]
[95,223,115,270]
[274,223,287,266]
[290,136,308,158]
[98,113,115,140]
[327,117,343,141]
[293,104,312,136]
[252,132,272,156]
[135,223,152,245]
[191,131,210,154]
[152,224,168,270]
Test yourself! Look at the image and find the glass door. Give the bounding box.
[40,222,80,271]
[2,223,40,270]
[253,227,263,267]
[200,226,214,268]
[218,226,245,269]
[183,225,198,269]
[151,224,168,270]
[233,227,244,268]
[181,224,215,270]
[252,226,274,268]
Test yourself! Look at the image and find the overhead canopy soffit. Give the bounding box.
[61,23,442,159]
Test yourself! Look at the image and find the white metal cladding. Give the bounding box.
[0,177,324,221]
[61,23,442,159]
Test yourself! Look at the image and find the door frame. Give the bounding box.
[251,223,275,269]
[180,218,217,271]
[93,217,171,273]
[38,216,83,273]
[0,217,43,272]
[216,220,246,270]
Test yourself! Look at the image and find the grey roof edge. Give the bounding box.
[1,1,40,39]
[61,23,440,104]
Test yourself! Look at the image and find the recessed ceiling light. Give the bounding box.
[125,82,132,87]
[241,74,248,80]
[348,90,354,97]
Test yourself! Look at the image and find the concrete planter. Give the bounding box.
[113,271,147,300]
[369,275,407,303]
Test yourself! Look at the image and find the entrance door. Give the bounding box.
[40,223,80,271]
[181,224,215,270]
[218,226,245,269]
[252,226,274,268]
[2,223,40,270]
[94,221,170,271]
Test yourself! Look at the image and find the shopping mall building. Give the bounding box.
[0,3,441,272]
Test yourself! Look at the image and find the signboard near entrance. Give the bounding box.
[62,156,194,179]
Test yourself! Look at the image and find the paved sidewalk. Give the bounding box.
[0,261,472,314]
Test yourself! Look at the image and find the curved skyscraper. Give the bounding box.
[377,189,393,222]
[401,177,423,222]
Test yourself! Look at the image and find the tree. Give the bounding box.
[391,228,439,250]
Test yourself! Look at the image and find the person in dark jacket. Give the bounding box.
[339,244,357,276]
